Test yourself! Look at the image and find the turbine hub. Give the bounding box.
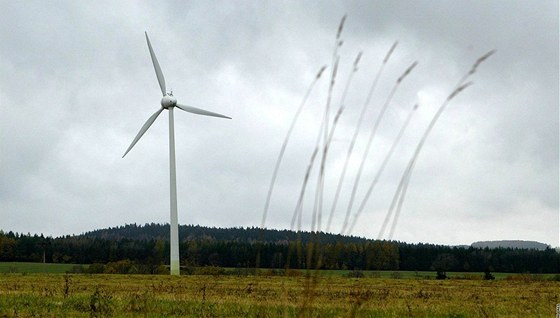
[161,94,177,109]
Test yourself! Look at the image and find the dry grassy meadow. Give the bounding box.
[1,272,558,317]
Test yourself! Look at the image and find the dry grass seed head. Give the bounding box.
[447,81,474,100]
[353,51,363,71]
[316,65,327,79]
[397,61,418,83]
[336,15,347,40]
[384,41,399,64]
[331,57,340,85]
[469,50,496,75]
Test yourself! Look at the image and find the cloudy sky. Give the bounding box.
[1,1,558,247]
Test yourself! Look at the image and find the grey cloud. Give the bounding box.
[0,1,557,246]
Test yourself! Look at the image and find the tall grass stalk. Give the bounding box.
[313,57,339,232]
[258,65,326,270]
[313,52,363,234]
[383,50,496,239]
[300,53,363,314]
[347,103,418,235]
[327,41,397,233]
[378,156,412,239]
[324,52,363,232]
[288,52,361,316]
[313,15,346,233]
[341,61,418,235]
[259,14,496,316]
[261,65,327,229]
[290,143,321,232]
[287,81,329,286]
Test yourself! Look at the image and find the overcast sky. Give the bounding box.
[1,1,558,247]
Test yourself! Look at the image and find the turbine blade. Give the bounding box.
[122,108,164,158]
[176,104,231,119]
[145,32,166,96]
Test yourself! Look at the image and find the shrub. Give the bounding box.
[483,270,495,280]
[194,266,226,276]
[87,263,106,274]
[346,270,364,278]
[68,265,86,274]
[436,271,447,280]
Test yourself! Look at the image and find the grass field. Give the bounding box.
[0,262,85,274]
[1,262,556,281]
[0,272,558,317]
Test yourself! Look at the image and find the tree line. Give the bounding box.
[0,223,558,273]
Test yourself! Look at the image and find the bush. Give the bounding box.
[68,265,86,274]
[483,270,495,280]
[194,266,226,276]
[346,270,364,278]
[104,259,134,274]
[87,263,106,274]
[436,271,447,280]
[152,265,169,275]
[180,265,196,275]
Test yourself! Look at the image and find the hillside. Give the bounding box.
[81,223,369,245]
[471,240,550,251]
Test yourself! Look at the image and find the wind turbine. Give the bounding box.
[123,32,231,275]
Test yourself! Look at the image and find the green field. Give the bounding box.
[1,262,556,281]
[0,262,87,274]
[0,271,558,317]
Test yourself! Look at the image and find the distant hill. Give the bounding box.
[471,240,550,250]
[83,224,554,252]
[81,223,367,245]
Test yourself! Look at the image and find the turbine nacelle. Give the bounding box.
[161,94,177,109]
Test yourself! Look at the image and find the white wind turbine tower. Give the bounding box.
[123,32,231,275]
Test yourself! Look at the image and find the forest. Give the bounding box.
[0,223,558,274]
